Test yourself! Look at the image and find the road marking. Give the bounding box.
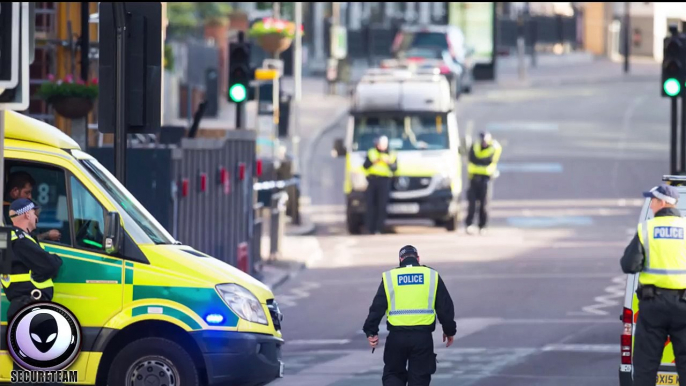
[542,344,619,353]
[569,275,626,316]
[506,216,593,227]
[288,339,351,346]
[275,281,321,308]
[486,122,559,132]
[499,162,563,173]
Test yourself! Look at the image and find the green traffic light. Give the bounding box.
[664,78,681,97]
[229,84,247,102]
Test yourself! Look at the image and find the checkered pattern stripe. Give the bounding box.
[14,202,34,215]
[389,309,435,316]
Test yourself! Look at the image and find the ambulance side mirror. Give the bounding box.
[332,138,347,158]
[104,211,123,255]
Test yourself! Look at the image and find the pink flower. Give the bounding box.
[77,78,85,85]
[47,74,55,82]
[91,78,98,85]
[64,74,74,83]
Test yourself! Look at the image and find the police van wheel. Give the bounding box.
[107,337,199,386]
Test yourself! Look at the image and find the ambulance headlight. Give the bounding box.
[351,172,368,191]
[216,284,268,325]
[437,175,452,190]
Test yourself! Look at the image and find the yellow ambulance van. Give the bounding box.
[0,110,284,385]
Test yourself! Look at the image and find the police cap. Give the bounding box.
[399,245,418,259]
[9,198,40,218]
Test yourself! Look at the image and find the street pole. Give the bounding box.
[113,3,127,185]
[80,2,89,81]
[682,91,686,174]
[294,1,302,175]
[671,97,678,175]
[623,2,630,74]
[0,110,4,227]
[236,31,245,130]
[517,15,526,80]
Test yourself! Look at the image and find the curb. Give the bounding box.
[261,261,307,291]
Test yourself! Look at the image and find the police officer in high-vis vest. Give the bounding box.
[621,184,686,386]
[2,198,62,321]
[363,245,456,386]
[363,135,398,235]
[465,131,502,235]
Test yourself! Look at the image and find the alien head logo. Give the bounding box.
[7,302,82,371]
[29,312,58,353]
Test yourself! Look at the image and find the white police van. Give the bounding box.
[620,175,686,386]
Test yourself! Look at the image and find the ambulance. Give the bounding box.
[332,68,463,233]
[620,175,686,386]
[0,111,284,385]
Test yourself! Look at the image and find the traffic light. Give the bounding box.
[662,33,686,98]
[228,40,251,103]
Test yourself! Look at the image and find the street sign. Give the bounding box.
[330,25,347,60]
[0,2,30,111]
[0,3,21,90]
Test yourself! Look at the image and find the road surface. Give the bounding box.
[270,60,665,386]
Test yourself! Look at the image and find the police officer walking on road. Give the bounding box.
[1,198,62,321]
[621,184,686,386]
[465,131,502,235]
[364,135,397,235]
[363,245,456,386]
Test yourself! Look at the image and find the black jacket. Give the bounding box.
[4,226,63,301]
[621,207,681,274]
[362,259,457,337]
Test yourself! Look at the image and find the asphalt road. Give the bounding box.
[269,60,666,386]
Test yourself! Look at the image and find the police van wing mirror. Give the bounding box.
[333,138,347,158]
[104,211,123,255]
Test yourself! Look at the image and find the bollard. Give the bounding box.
[252,203,264,276]
[269,191,289,260]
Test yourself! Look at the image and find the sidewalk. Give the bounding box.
[491,55,660,89]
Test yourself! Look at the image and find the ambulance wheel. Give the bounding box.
[107,337,199,386]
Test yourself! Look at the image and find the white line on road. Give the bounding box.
[568,275,626,316]
[542,344,619,353]
[287,339,352,345]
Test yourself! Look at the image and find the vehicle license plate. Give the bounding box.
[387,203,420,214]
[657,373,679,385]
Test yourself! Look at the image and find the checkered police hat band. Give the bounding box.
[14,202,34,216]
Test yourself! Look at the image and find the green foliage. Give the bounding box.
[37,75,98,102]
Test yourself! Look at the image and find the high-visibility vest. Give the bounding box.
[637,216,686,289]
[468,141,502,177]
[366,148,396,178]
[382,266,438,326]
[0,230,54,290]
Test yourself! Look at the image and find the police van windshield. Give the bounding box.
[80,159,177,245]
[352,113,449,152]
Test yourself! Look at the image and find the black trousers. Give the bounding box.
[366,176,392,234]
[633,290,686,386]
[465,175,491,229]
[383,331,436,386]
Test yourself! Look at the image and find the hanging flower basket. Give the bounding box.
[37,74,98,120]
[249,18,303,55]
[49,97,94,120]
[257,33,293,55]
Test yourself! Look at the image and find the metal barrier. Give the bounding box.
[88,130,261,277]
[251,203,264,276]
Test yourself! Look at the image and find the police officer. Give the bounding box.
[363,135,397,235]
[621,184,686,386]
[1,198,62,321]
[363,245,456,386]
[465,131,502,235]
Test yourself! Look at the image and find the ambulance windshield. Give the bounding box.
[352,113,449,152]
